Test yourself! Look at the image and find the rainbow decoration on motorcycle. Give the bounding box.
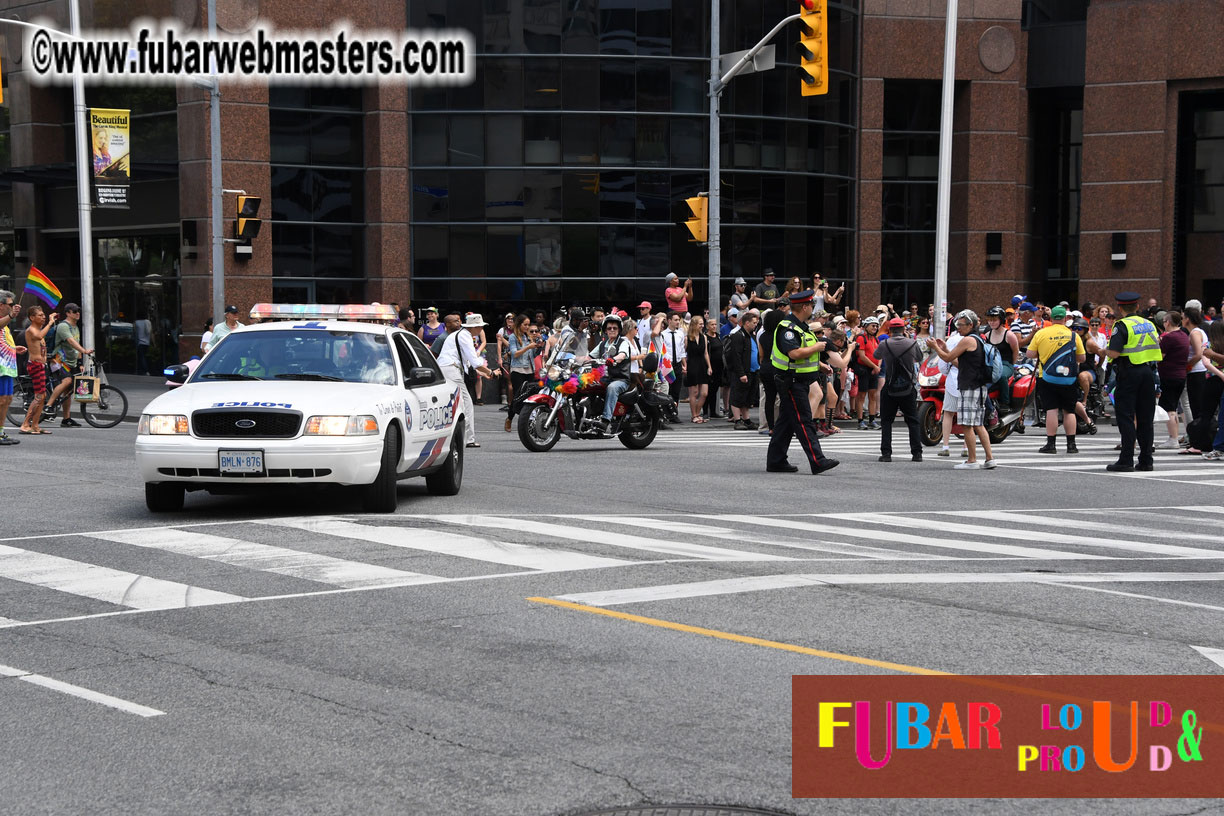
[541,364,607,395]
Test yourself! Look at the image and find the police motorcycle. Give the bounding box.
[516,317,672,452]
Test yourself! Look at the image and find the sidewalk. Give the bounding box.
[107,373,170,418]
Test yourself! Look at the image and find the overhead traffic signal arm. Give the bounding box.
[684,194,709,243]
[796,0,828,97]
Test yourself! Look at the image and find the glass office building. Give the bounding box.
[407,0,860,313]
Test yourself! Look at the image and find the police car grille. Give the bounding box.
[192,410,302,438]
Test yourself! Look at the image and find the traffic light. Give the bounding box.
[235,195,261,243]
[684,194,708,243]
[796,0,828,97]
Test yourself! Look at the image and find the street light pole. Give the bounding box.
[933,0,958,341]
[67,0,95,353]
[706,0,721,322]
[207,0,224,323]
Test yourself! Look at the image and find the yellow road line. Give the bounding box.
[526,596,951,676]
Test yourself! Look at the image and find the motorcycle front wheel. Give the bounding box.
[517,403,562,452]
[618,412,660,450]
[917,400,942,447]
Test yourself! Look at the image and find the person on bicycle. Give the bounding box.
[0,291,27,445]
[585,313,632,431]
[19,304,56,435]
[45,303,94,429]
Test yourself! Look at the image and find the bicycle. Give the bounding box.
[6,355,129,429]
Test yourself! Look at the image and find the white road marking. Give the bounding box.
[0,544,244,609]
[693,514,1104,560]
[1192,646,1224,670]
[574,515,953,560]
[424,515,794,562]
[89,528,443,589]
[817,513,1224,559]
[1042,583,1224,613]
[969,510,1224,547]
[262,518,632,572]
[0,663,164,717]
[559,571,1224,606]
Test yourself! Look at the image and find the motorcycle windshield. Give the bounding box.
[549,328,584,363]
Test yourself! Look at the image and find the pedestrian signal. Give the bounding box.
[684,195,708,243]
[796,0,828,97]
[235,195,261,243]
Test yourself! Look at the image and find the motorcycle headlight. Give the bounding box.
[304,415,379,436]
[547,365,563,380]
[138,414,189,435]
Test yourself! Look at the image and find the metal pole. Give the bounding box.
[208,0,224,322]
[68,0,95,352]
[707,0,721,321]
[932,0,958,342]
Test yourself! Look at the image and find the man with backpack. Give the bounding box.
[1027,305,1087,454]
[873,317,924,462]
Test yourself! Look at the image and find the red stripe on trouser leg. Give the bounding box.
[788,389,819,467]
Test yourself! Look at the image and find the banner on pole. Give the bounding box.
[90,108,130,209]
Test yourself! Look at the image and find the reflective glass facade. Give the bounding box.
[407,0,859,312]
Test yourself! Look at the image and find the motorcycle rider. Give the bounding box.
[981,305,1019,419]
[586,313,633,431]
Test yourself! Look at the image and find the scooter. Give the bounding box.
[916,354,1035,446]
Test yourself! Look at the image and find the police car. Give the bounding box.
[136,304,466,513]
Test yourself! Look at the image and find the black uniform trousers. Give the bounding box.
[880,389,923,457]
[1113,363,1156,467]
[767,372,828,472]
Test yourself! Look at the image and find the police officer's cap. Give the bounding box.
[1115,291,1141,305]
[788,290,816,305]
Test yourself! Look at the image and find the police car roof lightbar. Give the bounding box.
[248,303,399,322]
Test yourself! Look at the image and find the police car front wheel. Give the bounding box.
[362,425,401,513]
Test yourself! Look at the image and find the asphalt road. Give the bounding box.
[2,398,1223,816]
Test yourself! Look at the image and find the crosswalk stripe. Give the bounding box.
[574,515,953,560]
[948,510,1224,548]
[427,515,794,561]
[88,528,442,589]
[0,543,244,609]
[556,571,1224,606]
[0,616,23,626]
[819,513,1223,559]
[692,514,1105,560]
[261,518,633,572]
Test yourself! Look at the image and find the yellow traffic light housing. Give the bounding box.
[235,194,261,243]
[684,195,708,243]
[796,0,828,97]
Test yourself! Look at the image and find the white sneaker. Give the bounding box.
[982,459,997,469]
[1156,437,1180,449]
[954,461,982,470]
[1204,450,1224,462]
[937,447,950,457]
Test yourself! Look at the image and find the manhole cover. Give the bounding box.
[571,807,793,816]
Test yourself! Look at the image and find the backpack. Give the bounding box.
[883,340,917,397]
[1039,330,1079,386]
[982,341,1006,382]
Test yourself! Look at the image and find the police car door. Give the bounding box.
[392,332,456,471]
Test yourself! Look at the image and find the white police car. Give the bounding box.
[136,304,466,513]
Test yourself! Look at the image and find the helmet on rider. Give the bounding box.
[1071,318,1090,332]
[985,306,1006,319]
[602,313,623,332]
[862,315,880,327]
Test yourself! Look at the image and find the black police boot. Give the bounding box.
[767,462,799,473]
[1106,461,1135,473]
[878,454,892,463]
[812,458,840,475]
[1136,459,1154,472]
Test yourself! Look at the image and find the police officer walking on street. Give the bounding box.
[1105,291,1163,472]
[766,290,840,475]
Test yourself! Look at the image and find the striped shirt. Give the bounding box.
[1009,318,1037,342]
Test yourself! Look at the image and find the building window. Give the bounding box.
[269,88,364,304]
[1176,91,1224,308]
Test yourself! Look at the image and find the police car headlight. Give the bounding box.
[139,414,189,435]
[304,415,379,436]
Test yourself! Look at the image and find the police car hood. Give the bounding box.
[144,380,392,416]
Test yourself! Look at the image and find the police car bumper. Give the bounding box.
[136,435,385,486]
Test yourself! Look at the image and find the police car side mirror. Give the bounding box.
[406,367,437,386]
[163,364,189,384]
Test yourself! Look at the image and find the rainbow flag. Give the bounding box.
[649,338,676,384]
[24,267,62,309]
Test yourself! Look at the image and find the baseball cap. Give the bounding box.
[63,302,81,312]
[224,304,239,314]
[1020,302,1035,312]
[425,305,438,312]
[1051,305,1067,320]
[888,317,906,329]
[775,296,790,307]
[638,300,652,310]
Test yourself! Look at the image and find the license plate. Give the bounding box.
[219,450,264,474]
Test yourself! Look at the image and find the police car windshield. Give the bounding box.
[194,329,396,386]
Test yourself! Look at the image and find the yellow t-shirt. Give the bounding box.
[1029,324,1084,375]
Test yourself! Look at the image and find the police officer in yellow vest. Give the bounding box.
[767,290,840,474]
[1105,291,1163,472]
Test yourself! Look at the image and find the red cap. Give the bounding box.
[638,301,652,310]
[888,317,906,329]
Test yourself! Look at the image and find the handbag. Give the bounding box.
[73,375,100,403]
